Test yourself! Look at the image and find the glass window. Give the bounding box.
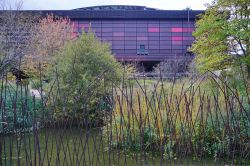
[137,44,148,55]
[172,36,183,41]
[113,32,124,36]
[148,27,160,33]
[183,28,194,32]
[137,37,148,41]
[171,28,183,32]
[172,41,183,45]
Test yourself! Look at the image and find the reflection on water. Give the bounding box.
[1,129,233,166]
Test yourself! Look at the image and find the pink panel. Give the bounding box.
[137,36,148,40]
[113,32,124,36]
[183,28,194,32]
[172,36,183,41]
[171,28,183,32]
[148,27,160,33]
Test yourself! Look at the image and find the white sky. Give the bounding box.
[18,0,212,10]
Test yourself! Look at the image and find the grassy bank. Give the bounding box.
[103,75,250,163]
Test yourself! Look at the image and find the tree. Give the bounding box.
[23,14,75,77]
[48,32,123,126]
[0,0,36,76]
[191,0,250,78]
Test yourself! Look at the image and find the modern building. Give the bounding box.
[19,6,204,70]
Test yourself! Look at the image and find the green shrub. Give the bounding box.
[47,32,123,126]
[0,84,43,134]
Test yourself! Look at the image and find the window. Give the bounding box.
[140,44,145,52]
[171,28,183,32]
[137,44,148,55]
[148,27,160,33]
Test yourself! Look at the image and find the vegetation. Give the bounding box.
[103,75,249,162]
[191,0,250,78]
[23,14,74,78]
[0,83,43,134]
[46,32,123,126]
[0,1,37,75]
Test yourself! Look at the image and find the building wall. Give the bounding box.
[71,19,195,61]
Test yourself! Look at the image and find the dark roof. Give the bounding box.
[74,5,158,11]
[32,10,203,20]
[0,5,204,20]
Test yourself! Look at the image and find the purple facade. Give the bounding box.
[71,20,195,62]
[31,6,203,63]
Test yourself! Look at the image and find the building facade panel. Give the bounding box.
[27,6,203,62]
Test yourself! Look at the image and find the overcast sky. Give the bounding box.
[17,0,212,10]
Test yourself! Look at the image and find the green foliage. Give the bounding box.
[191,7,230,72]
[0,84,43,134]
[103,76,250,161]
[48,31,123,126]
[191,0,250,75]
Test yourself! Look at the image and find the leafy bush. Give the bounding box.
[0,84,43,134]
[47,32,123,126]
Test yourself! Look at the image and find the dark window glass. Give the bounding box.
[138,44,146,54]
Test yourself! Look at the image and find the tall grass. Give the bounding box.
[104,73,250,162]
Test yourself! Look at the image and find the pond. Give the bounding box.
[0,128,236,166]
